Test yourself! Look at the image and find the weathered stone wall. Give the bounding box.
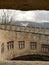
[0,25,49,60]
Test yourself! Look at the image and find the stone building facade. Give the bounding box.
[0,24,49,60]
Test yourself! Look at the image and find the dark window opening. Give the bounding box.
[18,41,25,49]
[30,42,36,49]
[41,44,49,52]
[7,41,14,50]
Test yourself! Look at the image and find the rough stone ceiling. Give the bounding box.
[0,0,49,10]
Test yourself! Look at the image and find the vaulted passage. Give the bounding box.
[0,0,49,10]
[11,54,49,61]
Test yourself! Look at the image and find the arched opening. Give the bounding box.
[11,54,49,61]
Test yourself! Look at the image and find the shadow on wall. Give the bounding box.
[11,54,49,61]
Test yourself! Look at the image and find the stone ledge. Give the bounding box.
[0,61,49,65]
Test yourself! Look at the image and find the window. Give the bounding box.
[1,43,4,53]
[7,41,14,50]
[30,42,36,49]
[18,41,25,49]
[41,44,49,52]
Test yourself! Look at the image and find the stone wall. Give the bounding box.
[0,25,49,60]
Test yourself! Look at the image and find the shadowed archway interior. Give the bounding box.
[11,54,49,61]
[0,0,49,10]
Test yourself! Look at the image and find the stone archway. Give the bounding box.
[11,54,49,61]
[0,0,49,10]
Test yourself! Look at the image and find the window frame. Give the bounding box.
[7,41,14,50]
[41,44,49,52]
[18,41,25,49]
[30,42,37,49]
